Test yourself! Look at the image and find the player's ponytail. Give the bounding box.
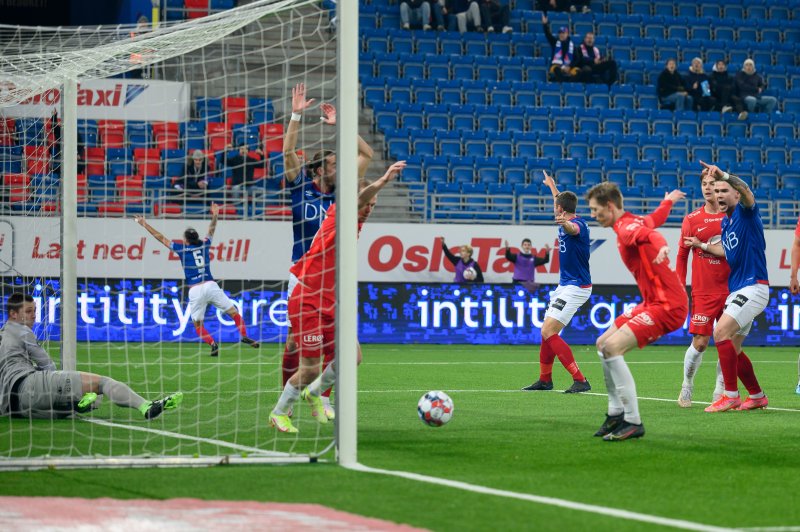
[184,228,202,246]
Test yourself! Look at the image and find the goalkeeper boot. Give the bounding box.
[75,392,98,414]
[301,388,328,424]
[593,413,624,437]
[143,392,183,420]
[521,380,553,391]
[737,395,768,411]
[678,384,693,408]
[321,396,336,421]
[704,394,741,413]
[269,412,298,433]
[564,380,591,393]
[210,342,219,357]
[241,337,260,349]
[603,421,645,442]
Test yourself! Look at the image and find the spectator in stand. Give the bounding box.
[542,14,580,83]
[576,32,618,86]
[685,57,716,112]
[479,0,512,33]
[400,0,437,30]
[226,143,264,191]
[445,0,483,33]
[174,149,209,201]
[710,60,745,119]
[735,59,777,118]
[657,58,693,111]
[536,0,590,13]
[440,238,484,282]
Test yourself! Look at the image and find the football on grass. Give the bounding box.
[418,391,454,427]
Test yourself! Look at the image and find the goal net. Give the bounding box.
[0,0,350,468]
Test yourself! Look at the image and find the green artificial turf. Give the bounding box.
[2,343,799,531]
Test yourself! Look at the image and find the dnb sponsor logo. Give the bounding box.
[15,83,148,108]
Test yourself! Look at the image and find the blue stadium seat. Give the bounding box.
[463,131,489,157]
[500,106,526,132]
[765,139,788,165]
[616,136,640,160]
[605,160,629,184]
[425,55,450,80]
[375,52,401,78]
[512,80,537,107]
[436,130,462,157]
[489,34,512,56]
[488,131,513,157]
[539,86,562,108]
[451,104,476,129]
[415,34,438,55]
[564,132,590,160]
[550,108,575,132]
[525,108,549,133]
[439,35,462,55]
[425,104,450,130]
[513,131,538,159]
[640,137,664,161]
[387,78,413,104]
[398,103,424,129]
[453,164,477,185]
[579,159,604,186]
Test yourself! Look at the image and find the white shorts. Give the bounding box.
[188,281,235,322]
[544,285,592,326]
[287,272,299,302]
[723,283,769,336]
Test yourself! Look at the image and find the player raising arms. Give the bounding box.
[269,161,406,433]
[1,293,182,419]
[587,183,687,441]
[280,82,374,415]
[135,203,258,357]
[522,171,592,394]
[675,168,730,407]
[689,162,769,412]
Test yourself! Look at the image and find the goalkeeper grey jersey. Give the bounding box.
[0,321,56,415]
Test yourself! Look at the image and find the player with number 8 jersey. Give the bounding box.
[135,203,259,357]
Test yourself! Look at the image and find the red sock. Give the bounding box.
[321,351,334,398]
[716,339,739,394]
[538,338,556,382]
[737,351,762,396]
[546,334,585,382]
[194,324,215,346]
[282,343,299,387]
[232,313,248,337]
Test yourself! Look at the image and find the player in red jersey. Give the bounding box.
[268,161,406,433]
[675,168,730,407]
[586,182,688,441]
[791,216,800,394]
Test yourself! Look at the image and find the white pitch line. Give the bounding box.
[345,462,731,532]
[82,418,289,457]
[739,527,800,531]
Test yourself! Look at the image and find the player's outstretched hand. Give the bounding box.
[382,160,407,182]
[504,239,509,248]
[664,189,686,203]
[210,203,220,216]
[699,160,722,179]
[683,236,702,249]
[542,169,555,189]
[791,278,800,295]
[291,82,315,115]
[134,215,146,226]
[320,103,336,125]
[653,245,670,264]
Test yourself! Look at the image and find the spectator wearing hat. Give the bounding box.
[174,149,209,201]
[735,58,777,116]
[542,14,580,82]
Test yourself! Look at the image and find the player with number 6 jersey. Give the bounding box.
[135,203,259,357]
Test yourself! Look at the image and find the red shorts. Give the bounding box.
[288,293,335,360]
[688,292,728,336]
[614,301,688,348]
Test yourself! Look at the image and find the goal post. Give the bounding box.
[0,0,361,469]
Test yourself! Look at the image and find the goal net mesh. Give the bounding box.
[0,0,341,468]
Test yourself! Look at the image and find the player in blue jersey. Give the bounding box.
[280,82,374,414]
[523,171,592,393]
[135,203,258,357]
[688,162,769,412]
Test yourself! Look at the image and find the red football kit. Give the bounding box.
[676,206,730,335]
[289,204,364,358]
[612,210,689,347]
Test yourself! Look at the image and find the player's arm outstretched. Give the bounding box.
[504,240,517,262]
[542,170,561,200]
[645,189,686,228]
[206,203,220,239]
[283,83,314,184]
[134,215,172,249]
[700,160,755,207]
[320,102,375,179]
[358,160,406,208]
[683,234,725,258]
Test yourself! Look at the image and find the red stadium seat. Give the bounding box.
[206,122,231,152]
[153,203,183,217]
[152,122,180,150]
[134,148,161,176]
[4,173,31,203]
[0,118,16,146]
[185,0,209,19]
[98,120,125,148]
[96,202,126,216]
[259,123,284,153]
[115,175,144,202]
[23,146,50,174]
